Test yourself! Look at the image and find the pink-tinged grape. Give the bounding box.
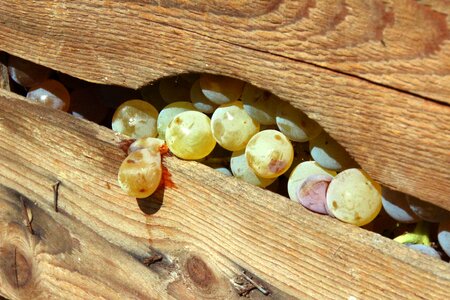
[297,174,333,214]
[128,137,165,154]
[245,130,294,179]
[381,187,420,223]
[326,169,382,226]
[8,55,52,88]
[190,79,218,113]
[165,111,216,160]
[241,83,277,125]
[157,101,196,140]
[211,101,260,151]
[199,74,244,104]
[230,150,275,187]
[276,101,322,142]
[112,100,159,139]
[438,220,450,257]
[26,79,70,111]
[309,131,355,171]
[159,76,191,104]
[287,161,336,203]
[70,88,108,123]
[407,197,449,223]
[406,244,441,259]
[118,148,162,198]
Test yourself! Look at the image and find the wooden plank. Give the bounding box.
[0,89,449,299]
[0,1,449,103]
[0,53,10,91]
[0,2,449,208]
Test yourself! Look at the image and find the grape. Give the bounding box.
[245,130,294,178]
[118,148,162,198]
[214,167,232,176]
[381,187,420,223]
[157,101,196,140]
[287,161,336,203]
[140,83,167,111]
[70,88,108,123]
[276,101,322,142]
[285,142,312,177]
[180,73,199,84]
[199,74,244,104]
[438,220,450,257]
[406,244,441,259]
[230,150,276,187]
[407,197,449,223]
[111,100,159,139]
[241,83,277,125]
[326,168,382,226]
[159,76,191,104]
[128,137,165,154]
[26,79,70,111]
[8,55,52,88]
[297,174,333,214]
[211,101,260,151]
[309,131,355,171]
[190,79,218,113]
[165,111,216,160]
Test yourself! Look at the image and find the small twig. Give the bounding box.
[142,253,163,266]
[242,271,270,296]
[20,196,34,235]
[52,180,61,212]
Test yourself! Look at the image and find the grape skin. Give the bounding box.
[128,137,165,154]
[8,55,52,88]
[406,244,441,259]
[381,187,420,223]
[112,100,159,139]
[309,131,355,171]
[157,101,196,140]
[26,79,71,111]
[190,79,218,113]
[297,174,333,215]
[438,220,450,257]
[159,76,192,104]
[407,197,450,223]
[231,150,276,187]
[241,83,277,125]
[199,74,244,104]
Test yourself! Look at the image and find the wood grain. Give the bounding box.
[0,53,9,91]
[0,90,449,299]
[0,0,449,102]
[0,1,449,208]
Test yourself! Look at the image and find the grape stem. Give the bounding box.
[393,221,431,246]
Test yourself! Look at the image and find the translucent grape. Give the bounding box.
[112,100,159,139]
[326,168,382,226]
[406,244,441,259]
[407,197,449,223]
[297,174,333,214]
[276,101,322,142]
[26,79,70,111]
[214,167,232,176]
[381,187,420,223]
[118,148,162,198]
[199,74,244,104]
[287,161,336,203]
[245,130,294,178]
[165,111,216,160]
[159,76,191,104]
[211,101,260,151]
[438,220,450,257]
[70,88,108,123]
[8,55,52,88]
[230,150,276,187]
[157,101,196,140]
[190,79,218,113]
[241,83,277,125]
[128,137,165,154]
[309,131,355,171]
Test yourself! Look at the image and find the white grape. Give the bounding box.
[190,79,218,113]
[199,74,244,104]
[241,83,277,125]
[157,101,196,140]
[309,131,355,171]
[230,150,276,187]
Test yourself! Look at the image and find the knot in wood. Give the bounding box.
[185,256,216,289]
[0,245,32,288]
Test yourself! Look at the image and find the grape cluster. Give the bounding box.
[4,54,449,261]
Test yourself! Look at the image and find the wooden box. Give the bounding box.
[0,1,449,299]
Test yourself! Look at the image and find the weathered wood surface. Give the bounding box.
[0,53,9,91]
[0,0,449,209]
[0,90,449,299]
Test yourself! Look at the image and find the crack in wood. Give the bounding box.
[52,180,61,212]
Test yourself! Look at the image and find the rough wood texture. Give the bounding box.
[0,90,449,299]
[0,53,10,91]
[0,0,449,209]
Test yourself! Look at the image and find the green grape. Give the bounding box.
[231,150,276,187]
[26,79,70,111]
[309,131,356,171]
[165,111,216,160]
[241,83,277,125]
[8,55,52,88]
[276,101,322,142]
[157,101,196,140]
[159,76,191,104]
[190,79,218,113]
[245,130,294,178]
[211,101,260,151]
[118,148,162,198]
[111,100,159,138]
[128,137,165,154]
[199,74,244,104]
[287,161,336,203]
[327,168,382,226]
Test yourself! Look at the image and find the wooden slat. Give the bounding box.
[0,90,449,299]
[0,53,9,91]
[0,1,449,209]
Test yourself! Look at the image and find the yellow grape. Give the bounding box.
[26,79,70,111]
[231,150,275,187]
[157,101,196,140]
[199,74,244,104]
[128,137,165,154]
[112,100,159,139]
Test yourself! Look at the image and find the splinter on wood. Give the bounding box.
[52,180,61,212]
[20,196,34,235]
[142,253,163,266]
[242,271,270,296]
